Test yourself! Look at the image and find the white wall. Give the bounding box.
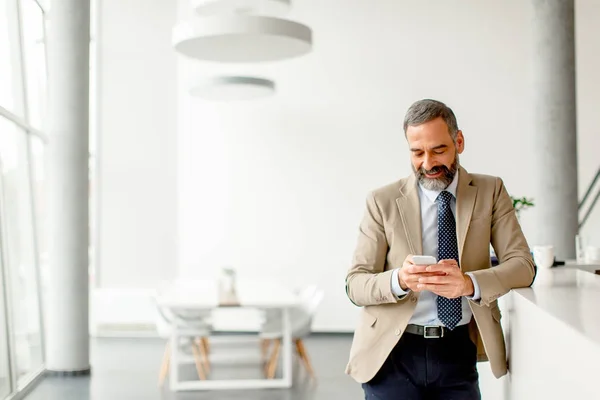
[95,0,600,333]
[177,0,600,332]
[575,0,600,247]
[97,0,178,289]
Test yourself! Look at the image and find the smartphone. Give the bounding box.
[412,255,437,266]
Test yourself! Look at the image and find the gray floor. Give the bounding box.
[0,378,8,399]
[23,335,363,400]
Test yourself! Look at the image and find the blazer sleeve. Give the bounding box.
[345,192,401,307]
[469,178,536,307]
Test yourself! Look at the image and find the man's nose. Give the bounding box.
[422,155,436,171]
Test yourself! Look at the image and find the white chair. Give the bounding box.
[155,296,213,387]
[259,285,324,379]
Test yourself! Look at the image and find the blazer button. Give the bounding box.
[395,329,401,336]
[411,297,417,303]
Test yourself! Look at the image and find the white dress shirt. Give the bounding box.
[391,172,481,327]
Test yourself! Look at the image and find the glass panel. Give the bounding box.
[0,0,19,112]
[20,0,46,129]
[0,263,11,400]
[0,116,43,384]
[29,135,46,297]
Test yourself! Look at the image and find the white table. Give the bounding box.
[157,279,299,391]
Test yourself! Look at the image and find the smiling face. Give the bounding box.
[406,117,464,191]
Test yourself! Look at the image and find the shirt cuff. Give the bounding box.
[391,268,410,298]
[465,272,481,300]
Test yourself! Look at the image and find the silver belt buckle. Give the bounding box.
[423,325,443,338]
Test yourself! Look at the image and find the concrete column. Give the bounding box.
[45,0,91,372]
[531,0,578,260]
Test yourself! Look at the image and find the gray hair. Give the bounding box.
[403,99,459,142]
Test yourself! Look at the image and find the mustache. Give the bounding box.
[419,165,450,176]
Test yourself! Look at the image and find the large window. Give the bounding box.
[0,0,20,115]
[20,0,47,129]
[0,267,10,400]
[0,118,43,385]
[0,0,47,398]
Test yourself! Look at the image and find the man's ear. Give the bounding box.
[455,130,465,154]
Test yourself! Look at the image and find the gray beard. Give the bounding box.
[413,154,459,191]
[419,176,452,191]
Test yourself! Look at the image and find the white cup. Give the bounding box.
[533,245,555,269]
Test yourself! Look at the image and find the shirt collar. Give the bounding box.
[418,170,459,203]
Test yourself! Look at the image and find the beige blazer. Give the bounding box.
[345,167,535,383]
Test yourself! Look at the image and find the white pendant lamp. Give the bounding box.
[190,76,275,101]
[172,15,312,63]
[191,0,291,16]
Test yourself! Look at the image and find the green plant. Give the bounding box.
[511,196,535,217]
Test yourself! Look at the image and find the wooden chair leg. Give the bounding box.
[266,339,281,379]
[190,340,207,380]
[295,339,316,379]
[261,339,271,361]
[196,338,210,373]
[158,342,171,387]
[201,337,210,354]
[263,339,273,373]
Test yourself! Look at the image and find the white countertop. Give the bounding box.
[513,264,600,347]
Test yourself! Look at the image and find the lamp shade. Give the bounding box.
[190,76,275,101]
[172,15,312,63]
[191,0,291,16]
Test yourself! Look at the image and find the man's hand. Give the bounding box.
[415,259,474,298]
[398,255,445,291]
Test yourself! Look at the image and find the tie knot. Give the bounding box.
[438,191,453,205]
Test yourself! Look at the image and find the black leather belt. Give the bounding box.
[405,324,448,338]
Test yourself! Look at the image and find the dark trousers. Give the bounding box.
[362,325,481,400]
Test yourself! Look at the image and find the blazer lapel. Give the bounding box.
[396,174,423,256]
[456,167,477,264]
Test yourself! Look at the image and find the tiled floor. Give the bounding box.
[22,335,505,400]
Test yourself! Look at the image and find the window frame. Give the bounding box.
[0,0,48,398]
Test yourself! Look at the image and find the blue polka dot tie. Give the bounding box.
[436,191,462,330]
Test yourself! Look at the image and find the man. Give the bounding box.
[345,99,535,399]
